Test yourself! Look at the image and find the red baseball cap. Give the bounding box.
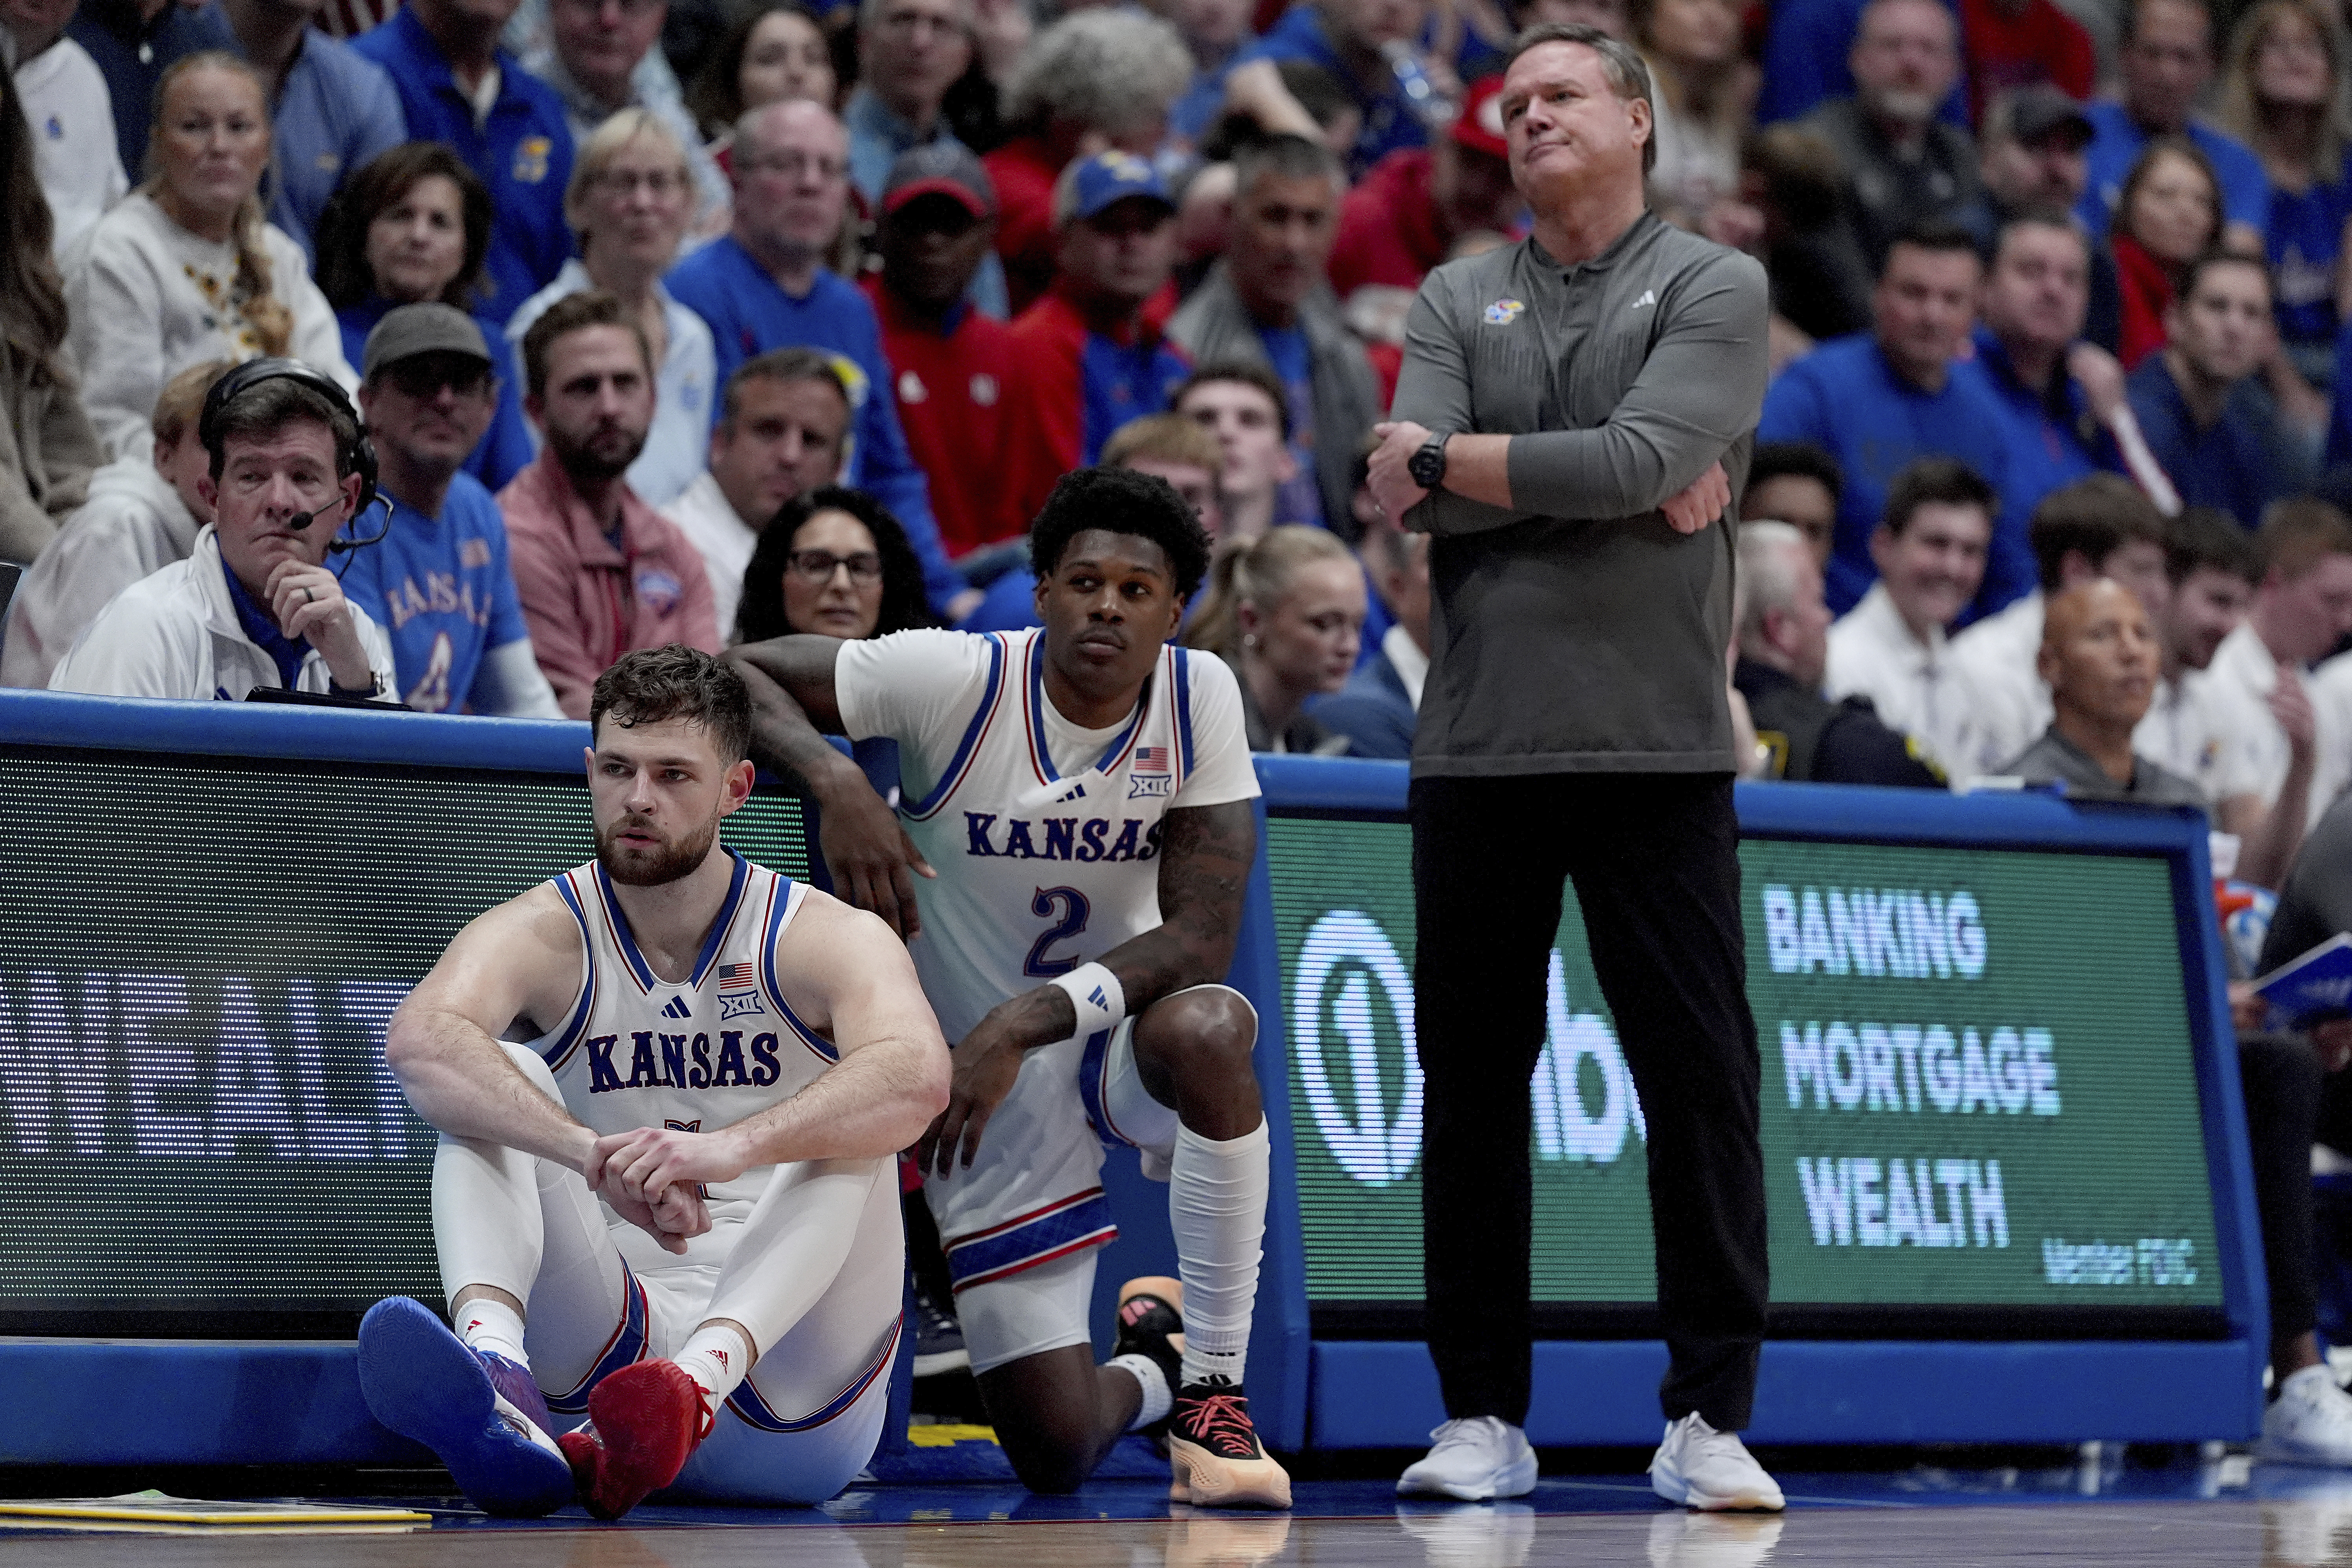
[880,142,998,220]
[1451,77,1509,160]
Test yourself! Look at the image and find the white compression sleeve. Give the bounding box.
[432,1133,546,1311]
[701,1156,893,1354]
[1169,1119,1269,1386]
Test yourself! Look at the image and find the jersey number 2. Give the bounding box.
[1023,885,1092,977]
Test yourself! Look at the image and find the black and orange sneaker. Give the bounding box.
[1114,1275,1187,1437]
[1167,1377,1292,1510]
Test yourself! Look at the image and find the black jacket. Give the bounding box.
[1735,659,1944,787]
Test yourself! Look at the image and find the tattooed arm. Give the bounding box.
[917,800,1258,1171]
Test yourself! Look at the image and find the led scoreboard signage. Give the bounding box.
[0,749,810,1336]
[1269,817,2225,1331]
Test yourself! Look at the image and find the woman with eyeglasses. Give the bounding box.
[735,485,934,646]
[314,142,537,492]
[504,107,717,507]
[65,51,354,463]
[736,484,933,802]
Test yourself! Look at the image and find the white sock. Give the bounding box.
[1169,1119,1269,1388]
[1111,1352,1173,1430]
[677,1323,753,1404]
[453,1298,529,1368]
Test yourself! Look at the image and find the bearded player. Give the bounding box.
[726,467,1288,1507]
[357,647,948,1519]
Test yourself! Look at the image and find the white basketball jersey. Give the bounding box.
[835,628,1260,1044]
[529,853,835,1215]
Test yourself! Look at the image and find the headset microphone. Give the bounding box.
[328,495,394,557]
[198,358,391,559]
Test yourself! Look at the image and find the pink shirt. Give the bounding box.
[499,448,722,719]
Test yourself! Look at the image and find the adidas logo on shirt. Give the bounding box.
[1631,289,1658,310]
[661,996,692,1020]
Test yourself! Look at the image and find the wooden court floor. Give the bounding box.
[12,1467,2352,1566]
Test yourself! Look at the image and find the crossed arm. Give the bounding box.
[386,881,950,1249]
[588,892,951,1208]
[1365,251,1768,535]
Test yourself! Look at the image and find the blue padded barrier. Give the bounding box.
[0,1340,424,1466]
[1310,1338,2264,1448]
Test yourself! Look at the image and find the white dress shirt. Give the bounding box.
[1383,622,1428,709]
[1948,588,2048,772]
[1824,583,2005,778]
[659,470,755,642]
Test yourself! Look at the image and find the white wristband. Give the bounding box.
[1051,962,1127,1042]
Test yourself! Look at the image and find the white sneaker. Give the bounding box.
[1396,1417,1539,1500]
[1397,1501,1536,1566]
[1646,1512,1787,1567]
[1648,1413,1785,1512]
[2262,1366,2352,1466]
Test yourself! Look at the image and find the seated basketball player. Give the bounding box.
[726,467,1289,1508]
[358,646,949,1519]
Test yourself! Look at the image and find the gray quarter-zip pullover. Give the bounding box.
[1395,211,1770,776]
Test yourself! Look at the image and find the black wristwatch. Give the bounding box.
[329,672,384,699]
[1407,431,1451,490]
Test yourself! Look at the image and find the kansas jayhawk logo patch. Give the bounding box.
[1484,299,1526,326]
[513,135,552,184]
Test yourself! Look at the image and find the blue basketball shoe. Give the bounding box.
[358,1297,575,1517]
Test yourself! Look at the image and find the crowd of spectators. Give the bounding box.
[10,0,2352,883]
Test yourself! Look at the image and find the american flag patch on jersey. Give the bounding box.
[1134,746,1170,774]
[718,962,757,992]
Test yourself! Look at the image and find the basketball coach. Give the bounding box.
[1366,23,1780,1513]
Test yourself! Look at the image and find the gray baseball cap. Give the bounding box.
[363,303,494,382]
[1997,84,2094,149]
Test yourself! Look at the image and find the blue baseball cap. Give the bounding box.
[1061,151,1174,226]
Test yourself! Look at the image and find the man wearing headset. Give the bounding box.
[47,359,399,702]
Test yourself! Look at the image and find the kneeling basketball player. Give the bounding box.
[359,647,948,1518]
[727,467,1288,1507]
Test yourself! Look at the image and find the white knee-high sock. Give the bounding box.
[1169,1119,1269,1387]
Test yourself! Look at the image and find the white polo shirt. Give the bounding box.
[16,38,126,261]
